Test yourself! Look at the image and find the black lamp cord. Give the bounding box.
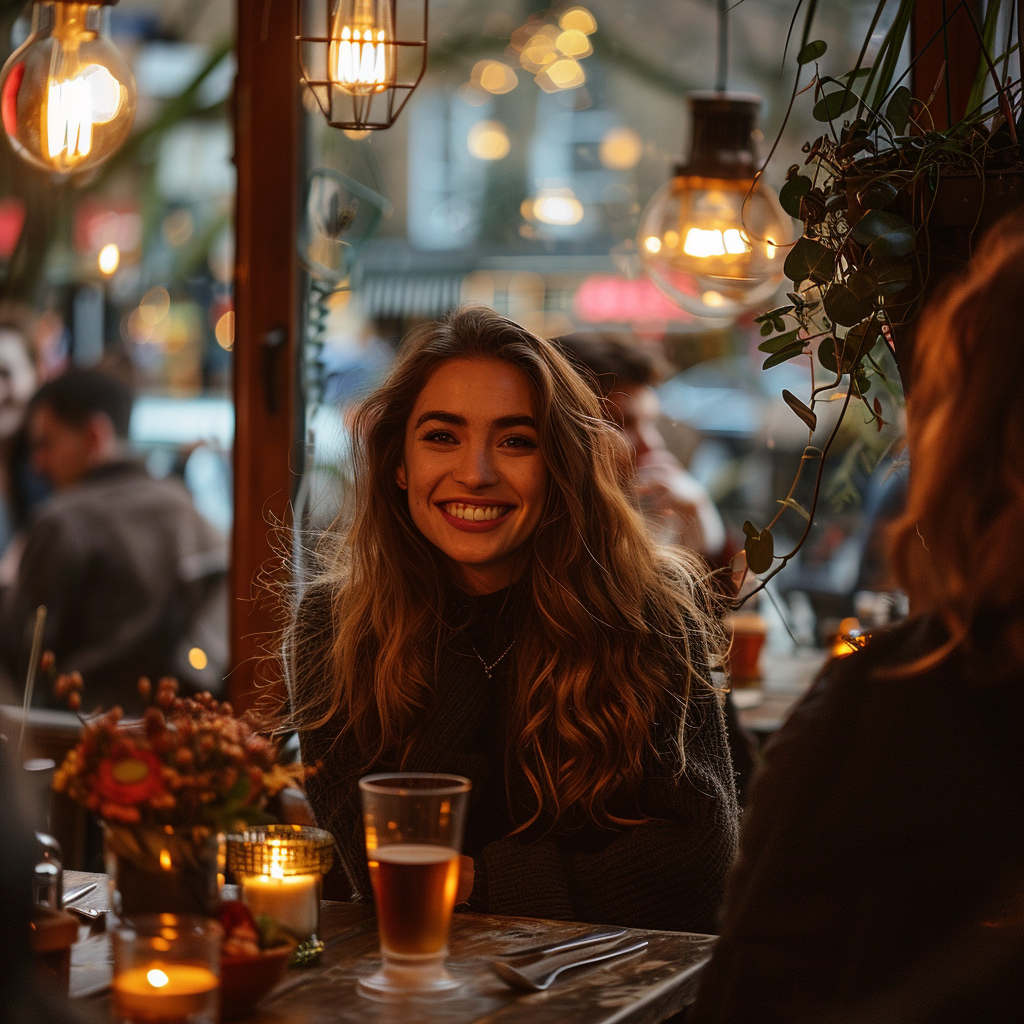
[716,0,729,93]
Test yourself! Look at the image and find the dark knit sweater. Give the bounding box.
[692,613,1024,1023]
[289,581,740,933]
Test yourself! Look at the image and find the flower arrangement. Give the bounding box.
[52,675,303,833]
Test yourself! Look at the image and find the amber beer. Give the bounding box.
[358,773,471,994]
[369,844,460,955]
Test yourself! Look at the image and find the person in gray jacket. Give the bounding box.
[0,369,226,712]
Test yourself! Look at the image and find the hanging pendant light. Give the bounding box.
[638,93,790,319]
[637,1,790,320]
[0,1,136,174]
[298,0,428,131]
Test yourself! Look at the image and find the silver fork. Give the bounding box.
[491,937,649,991]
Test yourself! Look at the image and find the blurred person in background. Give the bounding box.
[0,304,46,563]
[691,211,1024,1023]
[555,332,728,563]
[556,332,756,804]
[0,368,227,712]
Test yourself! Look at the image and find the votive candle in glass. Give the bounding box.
[112,914,220,1024]
[228,825,334,941]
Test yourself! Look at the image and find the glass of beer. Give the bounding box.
[357,772,472,996]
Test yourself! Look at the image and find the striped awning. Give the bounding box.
[359,274,465,318]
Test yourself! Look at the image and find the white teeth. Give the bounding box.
[443,503,508,521]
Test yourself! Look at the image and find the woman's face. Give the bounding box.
[398,356,549,595]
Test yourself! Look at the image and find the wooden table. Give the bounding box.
[735,647,827,743]
[66,871,715,1023]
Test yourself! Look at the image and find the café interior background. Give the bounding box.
[0,0,907,647]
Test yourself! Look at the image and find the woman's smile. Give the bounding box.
[438,501,513,525]
[397,357,549,594]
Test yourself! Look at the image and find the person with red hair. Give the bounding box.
[692,211,1024,1022]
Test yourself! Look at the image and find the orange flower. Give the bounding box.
[96,750,167,806]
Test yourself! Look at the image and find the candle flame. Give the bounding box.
[159,849,172,870]
[147,969,169,989]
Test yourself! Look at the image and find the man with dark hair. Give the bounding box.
[0,368,227,712]
[556,332,727,560]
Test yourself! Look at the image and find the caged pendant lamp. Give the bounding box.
[297,0,428,131]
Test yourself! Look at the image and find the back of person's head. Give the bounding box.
[553,331,662,396]
[889,206,1024,658]
[29,368,133,440]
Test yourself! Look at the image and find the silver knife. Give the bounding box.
[63,882,97,906]
[500,927,628,960]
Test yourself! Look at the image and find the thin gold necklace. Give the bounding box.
[470,640,516,680]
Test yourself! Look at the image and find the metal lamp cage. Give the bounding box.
[297,0,428,131]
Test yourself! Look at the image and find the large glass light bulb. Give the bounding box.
[639,174,789,318]
[638,93,791,320]
[329,0,394,96]
[0,1,136,175]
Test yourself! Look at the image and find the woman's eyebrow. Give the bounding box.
[414,412,536,429]
[414,411,465,429]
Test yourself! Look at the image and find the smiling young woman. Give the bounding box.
[284,306,739,931]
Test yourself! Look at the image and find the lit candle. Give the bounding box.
[228,826,333,940]
[113,963,218,1021]
[241,869,319,938]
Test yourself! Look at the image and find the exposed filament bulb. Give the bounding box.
[0,1,136,173]
[330,1,392,95]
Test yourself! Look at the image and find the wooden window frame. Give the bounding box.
[230,0,301,713]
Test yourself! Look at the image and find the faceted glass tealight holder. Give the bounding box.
[111,914,221,1024]
[227,825,334,943]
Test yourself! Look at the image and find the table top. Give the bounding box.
[66,871,716,1024]
[735,646,827,738]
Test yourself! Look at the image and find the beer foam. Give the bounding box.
[374,844,458,865]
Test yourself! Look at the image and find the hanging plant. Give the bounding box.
[741,0,1024,590]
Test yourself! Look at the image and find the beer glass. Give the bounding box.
[358,773,472,996]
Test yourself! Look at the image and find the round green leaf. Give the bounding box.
[779,175,813,218]
[818,338,838,373]
[846,320,882,357]
[812,90,859,123]
[847,269,878,301]
[784,236,834,286]
[744,527,775,575]
[798,40,828,64]
[851,210,916,258]
[823,283,873,327]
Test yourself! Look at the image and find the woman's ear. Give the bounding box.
[396,462,408,490]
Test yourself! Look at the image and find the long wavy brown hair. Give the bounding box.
[288,306,725,829]
[888,208,1024,670]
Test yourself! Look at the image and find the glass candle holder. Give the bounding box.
[111,914,220,1024]
[227,825,334,942]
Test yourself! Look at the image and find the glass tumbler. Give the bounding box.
[358,772,471,996]
[111,914,220,1024]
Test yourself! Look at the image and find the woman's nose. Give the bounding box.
[452,443,499,489]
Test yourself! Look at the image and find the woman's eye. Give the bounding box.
[422,429,457,444]
[501,434,538,450]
